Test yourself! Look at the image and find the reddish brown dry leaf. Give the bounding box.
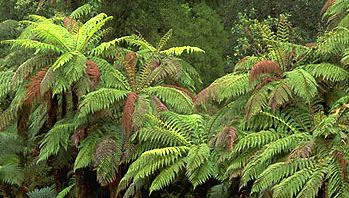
[152,96,168,112]
[194,85,216,106]
[122,92,138,139]
[321,0,336,15]
[249,60,282,82]
[335,151,347,179]
[63,16,78,32]
[123,52,137,87]
[71,128,86,147]
[24,68,48,105]
[215,127,237,151]
[287,142,313,162]
[86,60,101,89]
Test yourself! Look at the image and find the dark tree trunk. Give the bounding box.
[72,90,79,111]
[61,92,67,118]
[47,94,58,128]
[75,168,90,198]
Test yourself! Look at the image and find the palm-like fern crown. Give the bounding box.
[78,30,204,139]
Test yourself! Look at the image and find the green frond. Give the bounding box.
[252,159,315,194]
[74,134,100,171]
[234,56,263,73]
[51,51,76,71]
[38,118,78,162]
[232,130,282,155]
[0,155,24,185]
[78,88,130,117]
[260,111,300,134]
[268,81,293,109]
[118,35,156,51]
[12,54,56,84]
[186,144,210,173]
[0,71,14,99]
[285,68,317,102]
[27,186,56,198]
[316,27,349,58]
[304,63,349,82]
[272,168,313,198]
[32,22,74,51]
[144,86,193,114]
[296,166,327,198]
[209,73,251,103]
[149,159,185,193]
[157,29,173,51]
[2,39,64,53]
[75,13,113,51]
[56,183,75,198]
[91,57,130,90]
[160,46,205,56]
[313,115,338,137]
[53,54,87,95]
[187,159,215,188]
[244,85,270,119]
[70,4,93,19]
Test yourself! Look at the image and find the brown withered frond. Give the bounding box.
[321,0,337,15]
[334,151,347,178]
[162,85,195,99]
[249,60,282,82]
[151,96,168,112]
[287,142,313,161]
[194,85,216,106]
[86,60,101,89]
[64,16,78,33]
[214,127,238,151]
[93,137,116,168]
[123,52,137,88]
[24,68,48,105]
[71,128,87,147]
[122,92,138,139]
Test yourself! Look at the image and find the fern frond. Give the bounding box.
[94,137,122,186]
[74,133,100,171]
[38,118,77,162]
[149,159,185,193]
[122,92,138,138]
[56,183,75,198]
[160,46,205,56]
[249,60,282,82]
[78,88,130,117]
[272,168,313,198]
[70,4,92,19]
[144,86,193,114]
[304,63,349,82]
[75,13,113,51]
[24,68,47,104]
[285,68,318,102]
[157,29,173,51]
[2,39,64,53]
[234,56,263,73]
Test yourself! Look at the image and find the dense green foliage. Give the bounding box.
[1,0,349,198]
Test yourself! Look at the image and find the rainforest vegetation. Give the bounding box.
[1,0,349,197]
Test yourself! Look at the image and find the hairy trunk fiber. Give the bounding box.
[75,168,90,198]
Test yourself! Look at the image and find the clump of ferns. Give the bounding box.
[221,102,349,198]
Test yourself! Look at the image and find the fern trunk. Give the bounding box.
[47,94,58,128]
[61,92,67,118]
